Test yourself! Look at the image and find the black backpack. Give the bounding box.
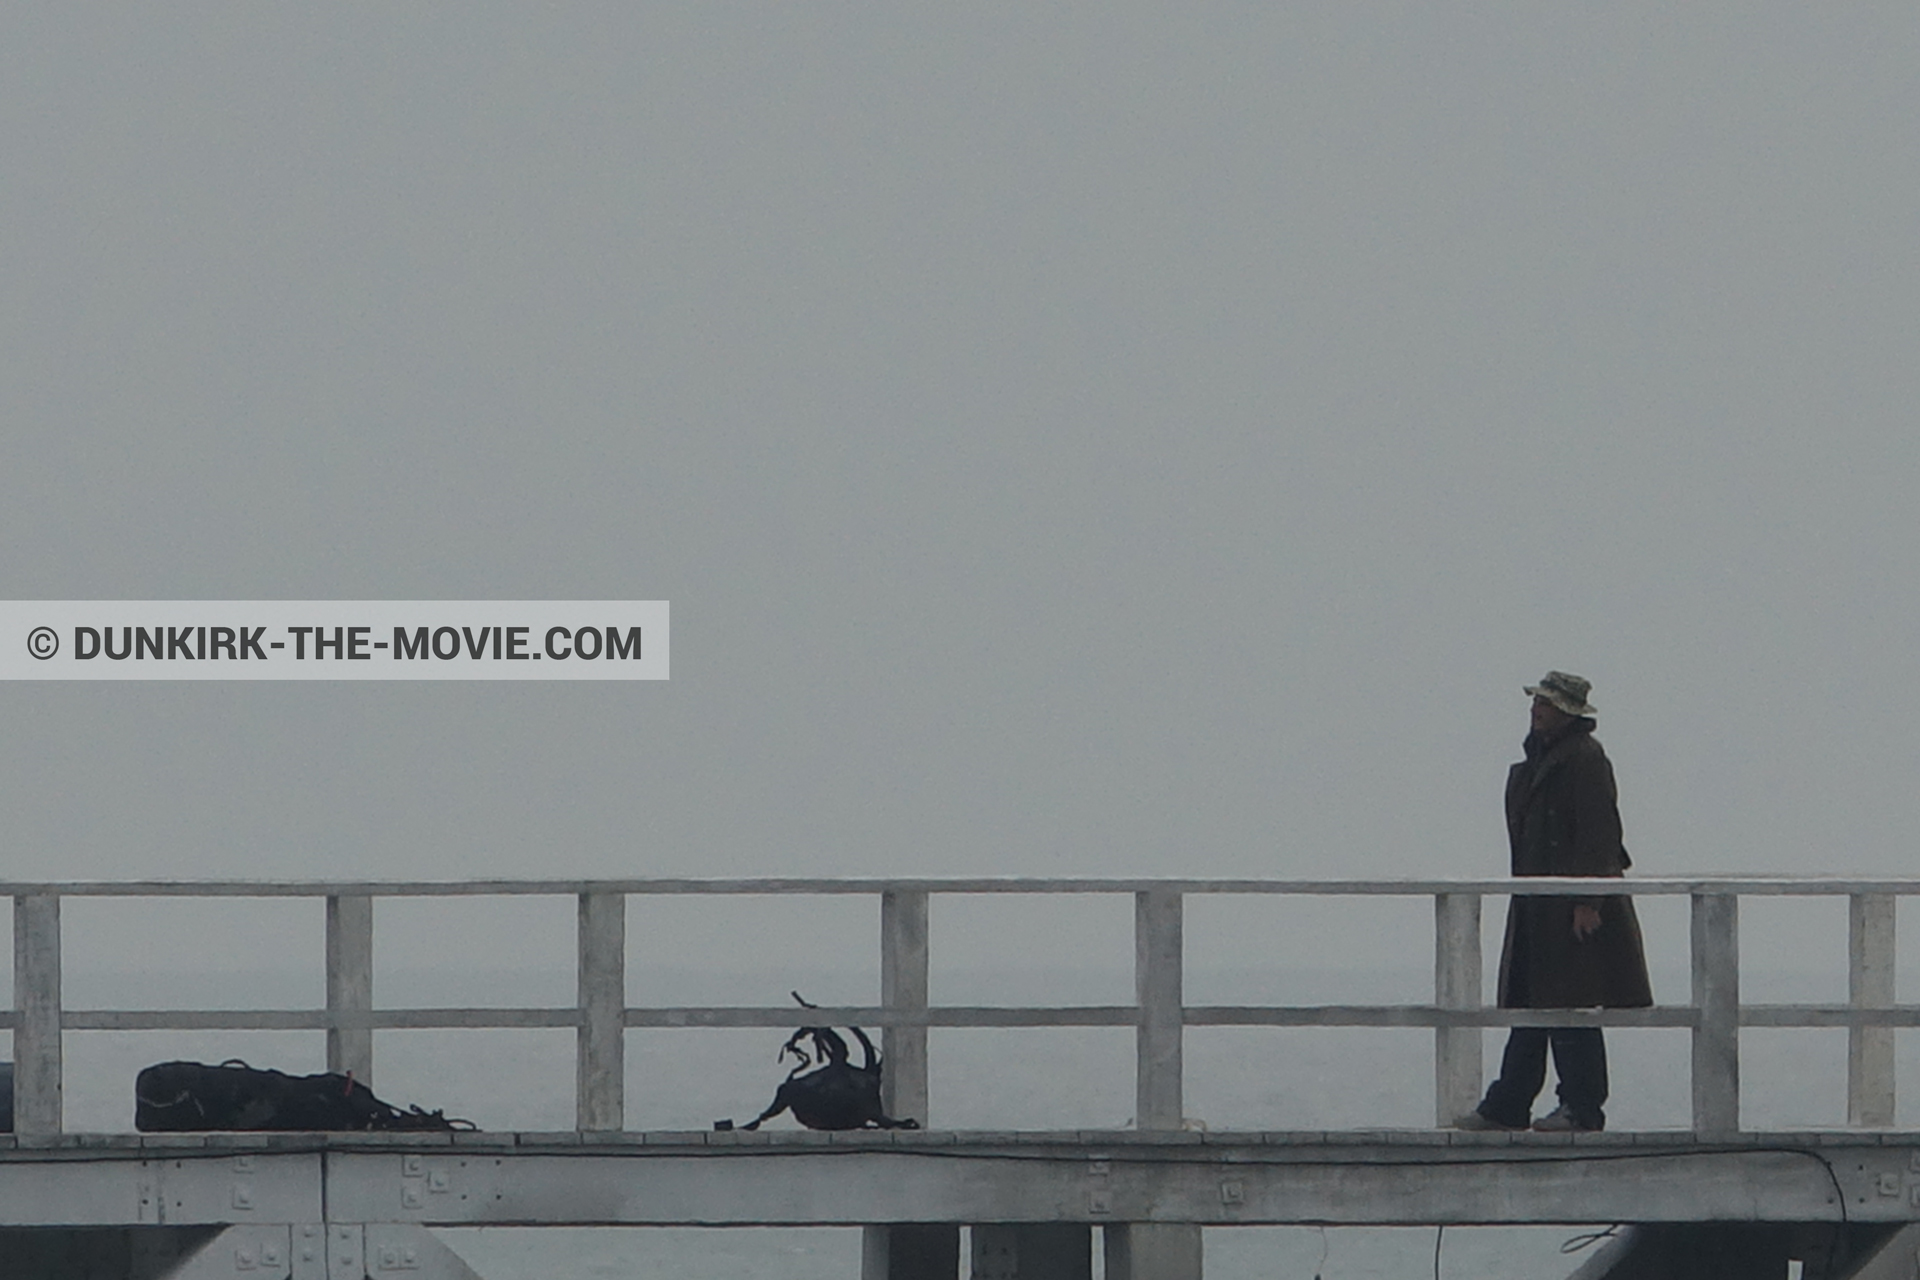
[716,994,919,1132]
[135,1059,469,1132]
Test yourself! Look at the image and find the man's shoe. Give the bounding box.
[1451,1110,1527,1131]
[1531,1106,1602,1133]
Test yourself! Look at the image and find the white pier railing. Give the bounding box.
[3,877,1911,1141]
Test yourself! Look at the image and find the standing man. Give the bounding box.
[1456,671,1653,1133]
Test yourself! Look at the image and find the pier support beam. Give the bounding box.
[1833,1223,1920,1280]
[0,1224,490,1280]
[176,1224,483,1280]
[1105,1224,1205,1280]
[1565,1224,1791,1279]
[1563,1223,1897,1280]
[0,1226,219,1280]
[862,1223,962,1280]
[973,1224,1090,1280]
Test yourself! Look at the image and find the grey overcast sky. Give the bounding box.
[3,4,1917,887]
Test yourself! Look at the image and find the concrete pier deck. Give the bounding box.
[0,1127,1904,1229]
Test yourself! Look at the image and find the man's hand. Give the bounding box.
[1572,905,1602,941]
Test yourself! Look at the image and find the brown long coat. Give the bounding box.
[1495,721,1654,1009]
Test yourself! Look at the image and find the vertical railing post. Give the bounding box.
[1120,890,1201,1280]
[867,890,958,1280]
[13,894,63,1138]
[879,889,930,1124]
[1849,892,1896,1127]
[325,895,375,1083]
[576,891,626,1132]
[1134,889,1183,1130]
[1434,892,1483,1125]
[1690,891,1740,1137]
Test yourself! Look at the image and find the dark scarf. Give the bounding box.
[1521,716,1595,762]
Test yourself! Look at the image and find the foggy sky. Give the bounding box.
[5,4,1917,908]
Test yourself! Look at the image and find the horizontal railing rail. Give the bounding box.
[16,1004,1920,1031]
[7,878,1911,1140]
[6,875,1920,895]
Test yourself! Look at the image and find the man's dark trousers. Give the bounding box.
[1478,1027,1608,1128]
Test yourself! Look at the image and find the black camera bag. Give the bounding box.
[135,1059,464,1132]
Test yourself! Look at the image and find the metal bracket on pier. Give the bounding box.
[85,1222,476,1280]
[363,1224,485,1279]
[159,1223,486,1280]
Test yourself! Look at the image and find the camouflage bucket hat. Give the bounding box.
[1525,670,1596,717]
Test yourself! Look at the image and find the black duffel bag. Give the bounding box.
[136,1059,469,1132]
